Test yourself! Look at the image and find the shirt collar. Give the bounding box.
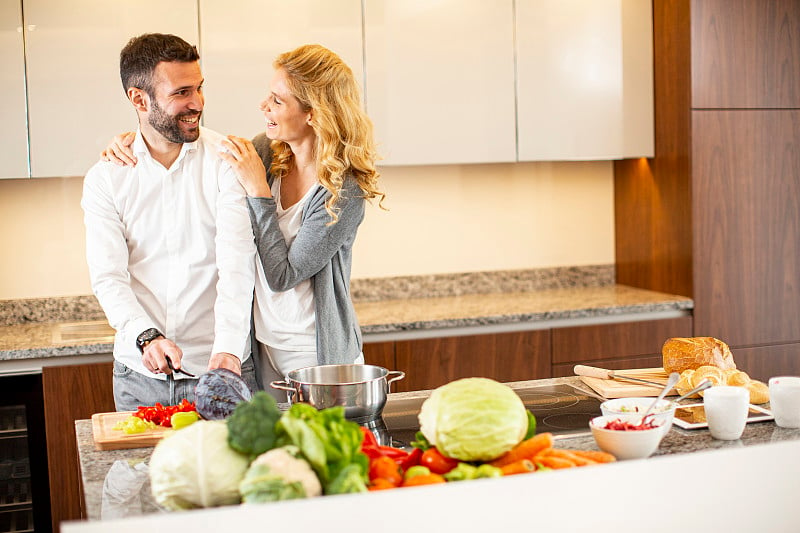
[132,128,201,160]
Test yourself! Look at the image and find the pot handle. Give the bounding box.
[270,380,296,397]
[386,370,405,391]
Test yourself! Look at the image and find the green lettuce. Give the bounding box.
[275,404,368,495]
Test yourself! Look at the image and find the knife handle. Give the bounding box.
[573,365,614,380]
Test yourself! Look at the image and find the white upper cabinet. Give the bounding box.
[516,0,653,161]
[23,0,198,177]
[364,0,517,166]
[0,0,29,179]
[199,0,363,140]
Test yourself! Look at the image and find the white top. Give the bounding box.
[253,177,317,352]
[81,128,256,378]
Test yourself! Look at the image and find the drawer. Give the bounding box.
[551,317,692,364]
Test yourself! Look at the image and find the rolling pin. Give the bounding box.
[573,365,665,388]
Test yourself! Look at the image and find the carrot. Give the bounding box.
[489,432,555,467]
[401,473,446,487]
[569,449,617,464]
[500,459,536,476]
[535,455,575,469]
[544,448,597,467]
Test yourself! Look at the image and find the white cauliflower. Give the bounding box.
[239,445,322,502]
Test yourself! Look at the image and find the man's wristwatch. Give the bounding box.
[136,328,164,353]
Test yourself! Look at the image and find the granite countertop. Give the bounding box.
[74,375,797,522]
[1,272,692,365]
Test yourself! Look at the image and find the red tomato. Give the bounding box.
[368,456,403,486]
[420,447,460,474]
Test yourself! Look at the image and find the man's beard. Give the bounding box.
[148,98,201,143]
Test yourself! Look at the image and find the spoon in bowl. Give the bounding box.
[640,371,680,421]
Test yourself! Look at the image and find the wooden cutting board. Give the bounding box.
[578,368,676,399]
[91,411,171,451]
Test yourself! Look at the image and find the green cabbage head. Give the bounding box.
[149,420,250,510]
[418,378,528,462]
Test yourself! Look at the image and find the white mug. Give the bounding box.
[703,386,749,440]
[769,376,800,429]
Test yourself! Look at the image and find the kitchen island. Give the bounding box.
[1,268,697,533]
[68,376,800,532]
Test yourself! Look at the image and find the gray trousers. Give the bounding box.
[112,356,259,411]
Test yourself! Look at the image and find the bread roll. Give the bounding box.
[674,369,696,397]
[746,380,769,404]
[662,337,737,373]
[725,369,751,387]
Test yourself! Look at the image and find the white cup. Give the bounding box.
[703,386,749,440]
[769,376,800,428]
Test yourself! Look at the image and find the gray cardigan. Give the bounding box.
[249,133,364,364]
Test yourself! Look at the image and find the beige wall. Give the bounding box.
[0,160,614,300]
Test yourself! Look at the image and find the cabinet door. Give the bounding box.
[199,0,363,140]
[42,361,115,533]
[364,0,516,165]
[516,0,653,160]
[0,1,28,178]
[23,0,198,178]
[692,110,800,346]
[394,330,550,392]
[692,0,800,109]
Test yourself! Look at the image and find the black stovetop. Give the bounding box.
[378,383,604,447]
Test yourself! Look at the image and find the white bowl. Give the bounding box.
[600,397,676,439]
[589,414,665,460]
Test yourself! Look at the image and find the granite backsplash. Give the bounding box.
[0,264,614,326]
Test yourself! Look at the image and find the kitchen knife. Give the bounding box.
[573,365,666,389]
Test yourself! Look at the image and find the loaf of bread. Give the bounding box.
[662,337,737,374]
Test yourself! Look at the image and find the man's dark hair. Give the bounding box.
[119,33,199,96]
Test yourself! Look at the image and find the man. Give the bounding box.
[81,33,257,411]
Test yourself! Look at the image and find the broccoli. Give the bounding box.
[226,391,282,458]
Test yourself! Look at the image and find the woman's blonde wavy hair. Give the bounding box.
[269,44,384,224]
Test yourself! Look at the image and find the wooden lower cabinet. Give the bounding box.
[363,341,396,371]
[728,343,800,383]
[390,330,551,393]
[551,317,693,365]
[42,362,115,533]
[551,317,693,376]
[551,355,665,378]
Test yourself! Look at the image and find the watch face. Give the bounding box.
[137,328,162,351]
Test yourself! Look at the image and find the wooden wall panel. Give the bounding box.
[692,110,800,345]
[394,331,550,392]
[552,317,692,364]
[692,0,800,108]
[615,0,693,297]
[42,362,115,533]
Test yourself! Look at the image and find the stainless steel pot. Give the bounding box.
[270,364,405,423]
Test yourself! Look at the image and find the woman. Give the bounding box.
[220,44,384,391]
[102,44,384,395]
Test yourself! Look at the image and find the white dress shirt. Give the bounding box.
[81,127,256,379]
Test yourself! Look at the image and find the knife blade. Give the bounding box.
[573,364,666,388]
